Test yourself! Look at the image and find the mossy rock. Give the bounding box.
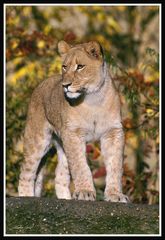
[6,197,159,235]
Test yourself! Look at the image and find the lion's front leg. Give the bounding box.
[61,131,96,201]
[101,128,130,203]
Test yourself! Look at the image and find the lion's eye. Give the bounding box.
[62,65,67,71]
[77,64,85,70]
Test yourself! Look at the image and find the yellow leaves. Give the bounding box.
[12,67,27,84]
[95,35,105,44]
[6,171,15,180]
[7,55,62,87]
[8,62,36,85]
[22,7,31,16]
[125,131,138,149]
[152,98,159,106]
[144,70,159,84]
[14,16,20,25]
[115,6,127,12]
[37,40,45,49]
[15,139,23,153]
[48,56,62,75]
[7,10,19,26]
[93,146,101,160]
[146,108,155,117]
[45,181,54,191]
[44,25,52,34]
[138,49,159,84]
[51,154,58,164]
[97,12,105,21]
[92,6,103,11]
[11,39,19,50]
[107,16,121,32]
[35,63,46,80]
[96,35,111,51]
[148,6,159,11]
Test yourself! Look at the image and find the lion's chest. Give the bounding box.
[85,119,105,142]
[84,111,111,141]
[67,105,117,142]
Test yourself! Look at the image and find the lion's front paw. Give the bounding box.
[105,192,130,203]
[73,190,96,201]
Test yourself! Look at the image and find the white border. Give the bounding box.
[4,3,161,237]
[4,3,6,238]
[2,3,162,6]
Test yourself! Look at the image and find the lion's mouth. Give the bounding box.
[63,88,86,106]
[63,87,86,100]
[65,91,82,99]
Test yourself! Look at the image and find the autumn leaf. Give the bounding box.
[93,167,106,178]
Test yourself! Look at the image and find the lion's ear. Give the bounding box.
[58,41,71,56]
[85,41,103,59]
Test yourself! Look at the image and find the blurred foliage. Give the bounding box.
[6,5,159,204]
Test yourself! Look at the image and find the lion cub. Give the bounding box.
[18,40,129,202]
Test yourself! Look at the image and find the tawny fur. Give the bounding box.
[18,41,129,202]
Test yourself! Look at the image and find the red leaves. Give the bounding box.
[86,143,105,179]
[64,31,76,43]
[86,144,93,154]
[6,29,55,61]
[86,143,101,160]
[123,118,134,129]
[93,166,106,178]
[128,70,144,84]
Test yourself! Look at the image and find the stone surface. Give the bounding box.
[6,197,159,235]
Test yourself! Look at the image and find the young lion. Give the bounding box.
[18,41,129,202]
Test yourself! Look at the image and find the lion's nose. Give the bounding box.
[62,82,72,89]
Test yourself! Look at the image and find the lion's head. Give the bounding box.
[58,41,105,102]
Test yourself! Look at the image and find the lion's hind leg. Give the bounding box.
[18,122,52,197]
[18,90,53,197]
[54,141,71,199]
